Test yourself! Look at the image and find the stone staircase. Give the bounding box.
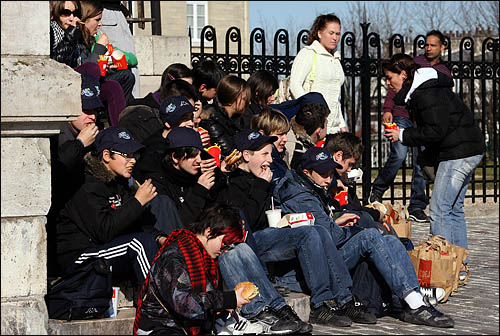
[48,286,311,335]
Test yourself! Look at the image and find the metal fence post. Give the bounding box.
[360,22,372,203]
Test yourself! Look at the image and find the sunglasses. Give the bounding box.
[110,149,140,160]
[60,9,79,17]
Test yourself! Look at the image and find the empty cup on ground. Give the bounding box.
[265,209,282,228]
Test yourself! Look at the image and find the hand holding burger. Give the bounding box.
[234,281,259,307]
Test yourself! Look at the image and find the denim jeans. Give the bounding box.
[340,228,420,299]
[253,226,353,308]
[430,154,484,254]
[372,116,428,212]
[218,243,286,319]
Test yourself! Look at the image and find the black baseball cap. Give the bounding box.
[166,126,211,159]
[95,126,144,153]
[301,147,342,174]
[235,129,277,152]
[81,73,104,110]
[159,96,195,126]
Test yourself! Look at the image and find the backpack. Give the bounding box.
[275,51,317,104]
[45,258,113,321]
[351,260,404,318]
[118,104,164,144]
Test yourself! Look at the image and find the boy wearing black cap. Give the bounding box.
[55,126,160,287]
[273,146,455,328]
[217,130,377,328]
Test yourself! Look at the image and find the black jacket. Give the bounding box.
[50,21,82,68]
[394,71,485,162]
[241,101,264,129]
[199,107,245,157]
[216,169,271,233]
[55,153,155,272]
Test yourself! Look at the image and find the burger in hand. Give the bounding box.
[224,149,242,166]
[234,281,259,301]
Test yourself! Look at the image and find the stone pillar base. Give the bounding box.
[1,296,48,335]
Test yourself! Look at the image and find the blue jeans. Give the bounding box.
[430,154,483,255]
[340,228,420,299]
[218,243,286,319]
[372,116,428,212]
[253,226,353,308]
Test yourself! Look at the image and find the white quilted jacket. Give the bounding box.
[289,40,346,134]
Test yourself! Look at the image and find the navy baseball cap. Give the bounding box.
[235,129,277,152]
[81,73,104,110]
[159,96,195,126]
[301,147,342,174]
[166,127,211,159]
[95,126,144,153]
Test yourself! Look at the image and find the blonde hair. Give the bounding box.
[250,107,290,135]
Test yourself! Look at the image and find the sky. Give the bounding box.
[249,1,351,32]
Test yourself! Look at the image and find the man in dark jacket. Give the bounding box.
[273,146,455,328]
[55,127,160,286]
[217,130,378,327]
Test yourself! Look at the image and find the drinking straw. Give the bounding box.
[271,196,274,210]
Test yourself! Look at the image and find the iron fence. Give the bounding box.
[191,24,499,205]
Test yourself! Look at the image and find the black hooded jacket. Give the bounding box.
[394,71,485,162]
[199,107,245,157]
[55,153,157,272]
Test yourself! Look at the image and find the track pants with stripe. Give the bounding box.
[68,232,158,286]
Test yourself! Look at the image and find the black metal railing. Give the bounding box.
[191,24,500,205]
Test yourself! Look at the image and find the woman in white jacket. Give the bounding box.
[290,14,346,135]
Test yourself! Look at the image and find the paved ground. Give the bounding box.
[311,212,499,335]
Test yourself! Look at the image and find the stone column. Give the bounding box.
[1,2,81,334]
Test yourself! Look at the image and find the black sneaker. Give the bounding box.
[276,305,313,334]
[401,303,454,328]
[250,306,301,334]
[409,209,430,223]
[369,191,383,204]
[309,302,352,327]
[337,299,377,324]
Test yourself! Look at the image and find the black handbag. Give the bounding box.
[45,258,112,321]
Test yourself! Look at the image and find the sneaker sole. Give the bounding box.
[409,215,429,223]
[309,316,352,327]
[255,322,301,335]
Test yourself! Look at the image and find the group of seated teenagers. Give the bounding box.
[47,56,456,335]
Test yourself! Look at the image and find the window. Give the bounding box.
[187,1,208,43]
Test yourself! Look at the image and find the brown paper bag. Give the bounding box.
[383,202,412,239]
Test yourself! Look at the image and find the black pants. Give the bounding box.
[106,68,136,105]
[68,232,158,286]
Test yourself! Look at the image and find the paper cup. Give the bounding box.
[265,209,282,228]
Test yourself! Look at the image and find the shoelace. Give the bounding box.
[424,304,444,317]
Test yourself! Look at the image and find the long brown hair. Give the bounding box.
[217,75,251,108]
[78,0,103,50]
[306,13,341,46]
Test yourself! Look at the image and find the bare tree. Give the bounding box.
[452,1,499,34]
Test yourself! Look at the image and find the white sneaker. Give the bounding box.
[420,287,446,305]
[216,312,264,335]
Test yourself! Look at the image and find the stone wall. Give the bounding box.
[1,2,82,334]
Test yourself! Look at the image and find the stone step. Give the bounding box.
[47,292,311,335]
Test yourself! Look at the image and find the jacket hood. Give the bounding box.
[290,117,314,146]
[306,40,341,58]
[83,152,116,183]
[394,69,454,106]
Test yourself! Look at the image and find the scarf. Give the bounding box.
[50,21,65,50]
[134,229,219,335]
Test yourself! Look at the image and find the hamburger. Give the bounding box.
[224,149,242,166]
[234,281,259,300]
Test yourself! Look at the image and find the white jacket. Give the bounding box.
[289,40,346,134]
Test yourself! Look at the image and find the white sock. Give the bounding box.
[404,290,426,310]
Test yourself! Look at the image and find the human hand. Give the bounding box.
[382,112,393,124]
[71,16,81,27]
[76,123,99,147]
[340,127,347,133]
[384,128,400,143]
[200,158,217,173]
[198,170,215,190]
[235,287,251,308]
[256,165,273,183]
[134,179,157,206]
[220,160,237,173]
[199,131,211,147]
[96,32,109,46]
[335,213,360,228]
